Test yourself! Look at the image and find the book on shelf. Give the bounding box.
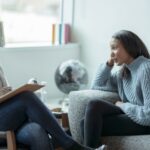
[0,84,44,104]
[51,24,55,45]
[51,23,70,45]
[61,24,70,44]
[59,24,62,44]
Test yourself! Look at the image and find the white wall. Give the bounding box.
[1,0,150,99]
[0,44,80,99]
[72,0,150,84]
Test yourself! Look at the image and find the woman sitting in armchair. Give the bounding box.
[80,30,150,150]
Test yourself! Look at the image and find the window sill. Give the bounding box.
[0,43,79,51]
[4,42,56,48]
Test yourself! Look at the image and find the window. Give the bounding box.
[0,0,60,43]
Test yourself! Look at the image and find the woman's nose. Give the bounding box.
[111,52,115,58]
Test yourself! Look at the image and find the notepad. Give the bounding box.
[0,84,44,103]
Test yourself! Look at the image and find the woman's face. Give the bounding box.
[110,38,134,65]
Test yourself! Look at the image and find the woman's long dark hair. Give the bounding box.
[112,30,150,77]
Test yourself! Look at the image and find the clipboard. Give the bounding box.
[0,84,44,103]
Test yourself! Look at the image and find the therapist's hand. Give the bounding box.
[0,86,12,96]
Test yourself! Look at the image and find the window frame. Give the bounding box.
[0,0,68,45]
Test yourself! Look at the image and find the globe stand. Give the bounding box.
[60,94,69,112]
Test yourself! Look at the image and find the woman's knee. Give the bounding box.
[17,91,35,99]
[86,99,111,114]
[16,91,40,106]
[87,100,103,111]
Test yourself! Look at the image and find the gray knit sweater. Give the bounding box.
[91,56,150,126]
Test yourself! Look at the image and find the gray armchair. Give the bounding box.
[68,90,150,150]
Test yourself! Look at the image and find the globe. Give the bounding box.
[55,59,88,94]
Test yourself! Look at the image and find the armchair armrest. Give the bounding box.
[68,90,120,143]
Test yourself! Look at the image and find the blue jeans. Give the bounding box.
[16,122,54,150]
[0,91,75,150]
